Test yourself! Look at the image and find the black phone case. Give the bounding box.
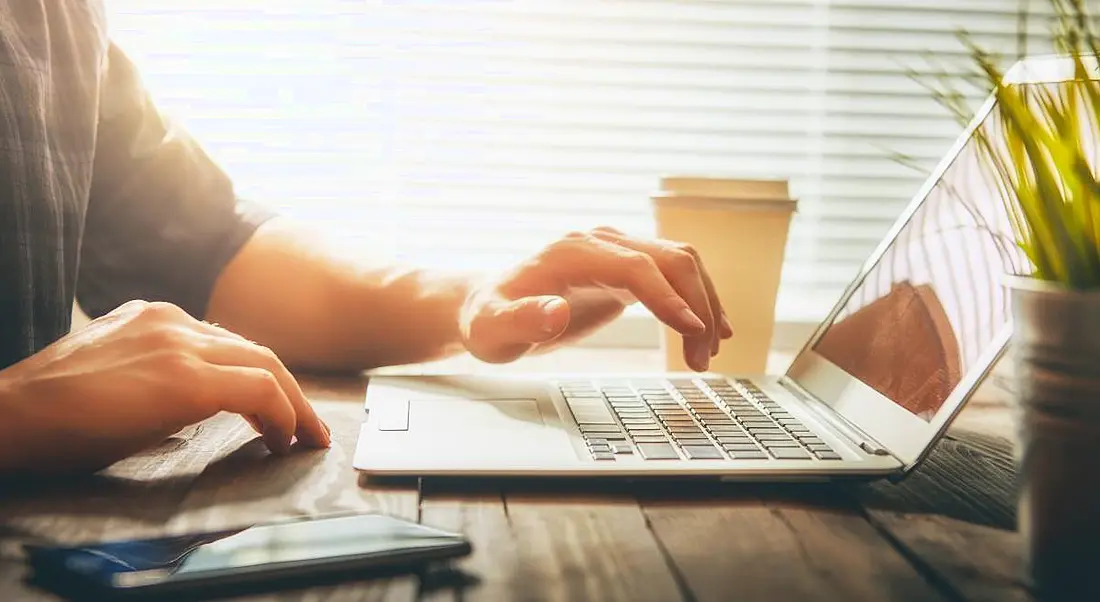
[22,514,472,601]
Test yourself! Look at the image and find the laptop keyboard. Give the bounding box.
[559,378,840,462]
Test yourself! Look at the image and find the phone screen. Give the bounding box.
[28,513,469,592]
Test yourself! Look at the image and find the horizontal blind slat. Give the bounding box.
[105,0,1082,321]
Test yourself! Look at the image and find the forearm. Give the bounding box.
[0,378,26,475]
[206,219,475,372]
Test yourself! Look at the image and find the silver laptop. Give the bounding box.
[352,57,1062,480]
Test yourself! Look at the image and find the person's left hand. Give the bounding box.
[459,227,733,371]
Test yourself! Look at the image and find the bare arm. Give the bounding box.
[207,223,733,374]
[206,219,474,372]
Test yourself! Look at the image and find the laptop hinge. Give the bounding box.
[778,376,894,458]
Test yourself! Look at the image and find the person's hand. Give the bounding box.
[0,300,330,475]
[460,227,733,371]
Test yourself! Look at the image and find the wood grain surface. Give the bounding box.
[0,368,1028,602]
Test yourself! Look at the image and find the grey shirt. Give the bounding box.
[0,1,272,370]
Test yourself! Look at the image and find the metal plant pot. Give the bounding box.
[1010,276,1100,599]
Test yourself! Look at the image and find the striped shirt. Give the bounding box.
[0,1,271,370]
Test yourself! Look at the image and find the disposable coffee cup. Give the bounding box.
[651,176,797,374]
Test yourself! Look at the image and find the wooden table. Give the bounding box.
[0,350,1030,602]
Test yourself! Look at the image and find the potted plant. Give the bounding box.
[933,0,1100,596]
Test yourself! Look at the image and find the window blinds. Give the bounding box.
[106,0,1071,324]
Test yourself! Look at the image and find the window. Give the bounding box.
[106,0,1065,341]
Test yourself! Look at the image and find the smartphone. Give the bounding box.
[23,512,472,601]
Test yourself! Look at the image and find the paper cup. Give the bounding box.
[652,177,796,374]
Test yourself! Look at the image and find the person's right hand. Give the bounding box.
[0,300,330,476]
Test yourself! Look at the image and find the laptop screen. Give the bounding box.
[811,96,1034,422]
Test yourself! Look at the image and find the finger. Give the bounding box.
[243,414,264,434]
[198,365,298,455]
[192,333,330,449]
[595,229,731,341]
[590,230,715,370]
[540,233,706,337]
[690,251,726,355]
[720,314,734,339]
[700,266,733,342]
[196,323,332,447]
[110,299,150,316]
[467,295,570,363]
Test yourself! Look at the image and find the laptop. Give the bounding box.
[352,57,1062,480]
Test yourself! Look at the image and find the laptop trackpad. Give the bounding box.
[408,398,563,461]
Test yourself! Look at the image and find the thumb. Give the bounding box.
[466,295,570,364]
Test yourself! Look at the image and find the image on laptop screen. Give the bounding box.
[812,95,1040,422]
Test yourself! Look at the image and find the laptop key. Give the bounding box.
[692,412,728,420]
[593,452,617,461]
[707,426,745,434]
[632,435,671,443]
[611,443,635,454]
[616,411,652,419]
[576,416,617,425]
[700,419,736,426]
[746,428,786,436]
[769,448,812,460]
[807,443,834,452]
[723,443,762,452]
[579,425,622,434]
[668,427,706,436]
[756,433,795,442]
[656,413,692,421]
[815,451,842,460]
[729,452,769,460]
[637,443,680,460]
[683,445,724,459]
[673,435,711,443]
[762,440,802,448]
[738,418,772,426]
[798,436,825,445]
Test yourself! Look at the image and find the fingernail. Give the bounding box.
[693,346,710,372]
[720,315,734,336]
[541,297,566,313]
[679,308,706,333]
[541,298,566,334]
[265,427,291,455]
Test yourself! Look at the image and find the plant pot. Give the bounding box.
[1009,276,1100,599]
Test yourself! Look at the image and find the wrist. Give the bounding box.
[339,265,484,369]
[437,269,484,356]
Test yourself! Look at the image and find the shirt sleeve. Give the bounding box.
[77,42,276,320]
